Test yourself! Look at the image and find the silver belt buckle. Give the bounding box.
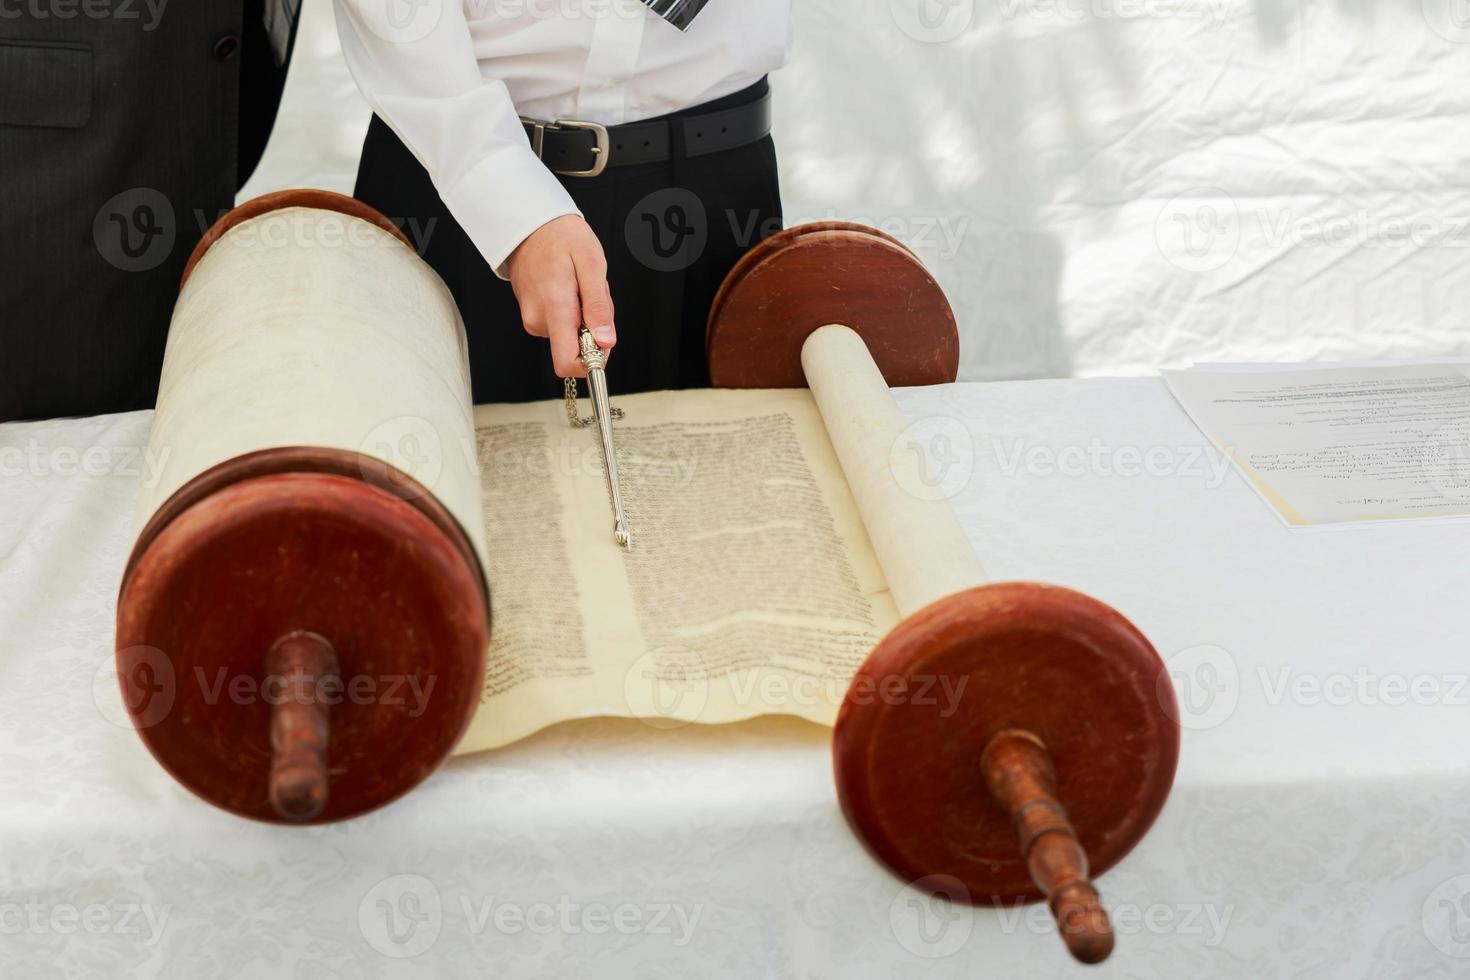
[520,116,610,178]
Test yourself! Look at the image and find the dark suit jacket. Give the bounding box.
[0,0,296,421]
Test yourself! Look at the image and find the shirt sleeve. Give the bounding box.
[332,0,580,278]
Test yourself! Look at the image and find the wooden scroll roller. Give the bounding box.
[708,223,1180,964]
[115,190,491,824]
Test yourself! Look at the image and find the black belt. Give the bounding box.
[520,90,772,178]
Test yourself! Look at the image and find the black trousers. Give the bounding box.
[354,78,783,404]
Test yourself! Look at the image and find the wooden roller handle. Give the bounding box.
[981,729,1114,964]
[265,631,339,821]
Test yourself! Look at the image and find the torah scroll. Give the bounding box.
[123,194,983,770]
[121,196,1179,966]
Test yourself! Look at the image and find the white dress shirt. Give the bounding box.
[334,0,792,276]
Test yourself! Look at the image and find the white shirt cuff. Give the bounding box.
[440,144,582,280]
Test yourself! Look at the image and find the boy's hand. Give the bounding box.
[505,215,617,378]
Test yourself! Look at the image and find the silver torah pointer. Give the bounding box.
[578,327,632,549]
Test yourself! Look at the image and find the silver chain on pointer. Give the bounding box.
[564,376,624,427]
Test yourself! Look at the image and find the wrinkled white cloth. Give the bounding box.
[251,0,1470,383]
[2,378,1465,977]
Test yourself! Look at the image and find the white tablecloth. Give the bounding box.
[2,378,1467,978]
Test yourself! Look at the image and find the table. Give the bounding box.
[2,378,1466,978]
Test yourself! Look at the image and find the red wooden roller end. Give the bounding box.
[833,582,1179,963]
[115,451,488,824]
[705,223,960,389]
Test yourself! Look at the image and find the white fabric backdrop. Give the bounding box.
[245,0,1470,381]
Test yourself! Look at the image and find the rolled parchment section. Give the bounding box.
[706,221,1178,966]
[800,323,986,617]
[115,190,489,823]
[138,194,488,574]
